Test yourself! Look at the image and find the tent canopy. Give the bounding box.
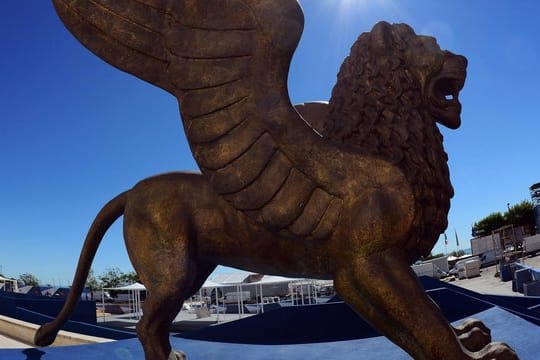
[201,274,305,289]
[210,271,252,285]
[104,282,146,291]
[201,279,226,289]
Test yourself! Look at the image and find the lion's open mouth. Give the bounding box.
[434,77,463,103]
[429,55,467,129]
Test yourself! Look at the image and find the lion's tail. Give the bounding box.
[34,191,128,347]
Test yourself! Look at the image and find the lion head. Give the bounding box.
[325,21,467,259]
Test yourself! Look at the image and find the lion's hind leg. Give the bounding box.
[133,255,216,360]
[334,249,518,360]
[123,179,217,360]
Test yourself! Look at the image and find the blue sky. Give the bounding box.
[1,1,540,285]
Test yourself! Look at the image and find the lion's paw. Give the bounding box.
[458,327,490,352]
[168,350,187,360]
[455,318,491,337]
[473,342,519,360]
[454,318,492,352]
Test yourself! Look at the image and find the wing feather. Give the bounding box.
[287,188,333,237]
[223,151,292,210]
[168,0,257,30]
[185,99,247,143]
[254,169,315,230]
[311,198,343,239]
[53,0,347,239]
[170,59,250,91]
[192,118,264,170]
[165,27,255,59]
[180,82,250,118]
[209,133,278,194]
[54,0,172,92]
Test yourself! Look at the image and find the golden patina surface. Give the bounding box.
[35,1,518,359]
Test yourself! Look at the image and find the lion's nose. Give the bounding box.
[444,52,468,68]
[456,55,468,68]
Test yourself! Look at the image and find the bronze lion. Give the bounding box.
[36,1,517,359]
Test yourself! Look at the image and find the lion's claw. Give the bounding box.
[472,342,519,360]
[168,350,187,360]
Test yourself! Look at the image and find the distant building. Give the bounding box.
[530,183,540,234]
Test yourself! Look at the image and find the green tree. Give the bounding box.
[419,252,445,261]
[85,269,101,300]
[472,212,505,237]
[449,249,466,257]
[98,267,124,289]
[472,200,536,237]
[18,273,40,286]
[505,200,535,233]
[120,271,140,285]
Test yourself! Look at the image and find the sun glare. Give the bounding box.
[333,0,399,19]
[338,0,369,12]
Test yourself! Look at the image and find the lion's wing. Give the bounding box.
[53,0,346,239]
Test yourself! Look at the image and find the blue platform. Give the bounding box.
[0,291,98,325]
[3,308,540,360]
[1,277,540,359]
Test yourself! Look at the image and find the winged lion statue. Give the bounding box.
[35,1,518,359]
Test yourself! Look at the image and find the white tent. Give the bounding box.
[201,279,226,289]
[0,275,18,292]
[198,279,230,320]
[200,273,312,315]
[113,282,146,291]
[255,275,302,285]
[210,271,252,285]
[102,282,146,320]
[201,273,254,318]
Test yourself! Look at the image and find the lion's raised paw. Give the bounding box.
[472,342,519,360]
[168,350,187,360]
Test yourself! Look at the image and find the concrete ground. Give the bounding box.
[97,309,254,333]
[449,254,540,296]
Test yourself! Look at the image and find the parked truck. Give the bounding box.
[221,291,251,304]
[412,256,449,279]
[523,234,540,255]
[470,233,501,267]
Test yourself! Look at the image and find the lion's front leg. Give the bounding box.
[334,249,519,360]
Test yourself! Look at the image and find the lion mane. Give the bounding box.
[325,24,452,260]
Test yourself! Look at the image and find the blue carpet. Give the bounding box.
[2,276,540,359]
[1,307,539,359]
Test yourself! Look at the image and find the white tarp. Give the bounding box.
[210,271,252,285]
[201,279,226,289]
[0,276,18,292]
[101,282,146,321]
[203,274,303,288]
[254,275,303,285]
[107,282,146,291]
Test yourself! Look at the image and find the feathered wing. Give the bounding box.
[53,0,352,239]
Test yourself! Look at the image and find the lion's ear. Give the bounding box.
[371,21,394,52]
